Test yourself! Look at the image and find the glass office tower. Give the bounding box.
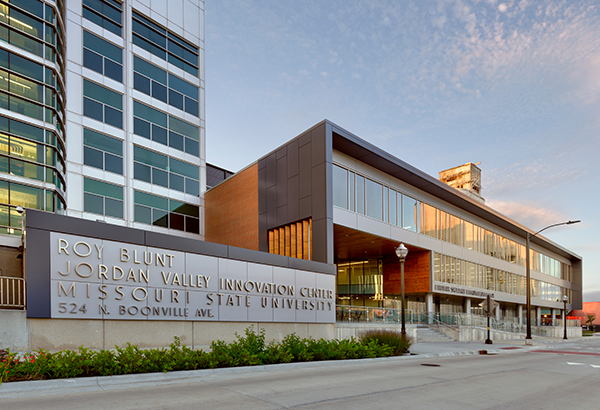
[0,0,206,239]
[0,0,66,233]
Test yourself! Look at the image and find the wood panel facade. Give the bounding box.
[268,218,312,260]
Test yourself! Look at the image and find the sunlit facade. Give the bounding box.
[205,120,583,323]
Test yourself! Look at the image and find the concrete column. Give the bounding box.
[551,308,557,326]
[426,293,434,324]
[518,305,523,326]
[464,298,471,314]
[536,307,542,327]
[496,303,501,321]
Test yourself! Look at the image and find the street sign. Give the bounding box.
[479,297,498,317]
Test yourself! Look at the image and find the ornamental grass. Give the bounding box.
[358,329,412,355]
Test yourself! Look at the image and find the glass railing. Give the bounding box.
[336,305,580,335]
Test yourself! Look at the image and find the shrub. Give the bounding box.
[0,327,402,385]
[358,329,412,355]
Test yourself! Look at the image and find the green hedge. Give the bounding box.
[0,327,398,384]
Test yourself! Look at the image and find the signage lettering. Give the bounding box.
[50,234,335,323]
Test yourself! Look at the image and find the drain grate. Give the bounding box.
[421,363,441,367]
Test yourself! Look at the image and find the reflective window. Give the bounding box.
[83,80,122,128]
[0,2,63,64]
[333,163,572,279]
[402,195,418,232]
[352,174,363,214]
[133,56,199,115]
[0,49,62,126]
[0,115,64,187]
[0,181,63,229]
[332,164,347,209]
[83,128,122,174]
[134,189,199,234]
[421,202,436,238]
[365,178,382,220]
[133,145,199,195]
[133,100,200,156]
[83,30,122,82]
[82,0,122,36]
[132,10,198,76]
[83,177,123,218]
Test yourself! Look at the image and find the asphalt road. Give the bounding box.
[3,339,600,410]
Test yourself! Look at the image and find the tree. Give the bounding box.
[586,313,596,331]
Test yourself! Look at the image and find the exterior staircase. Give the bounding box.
[415,325,455,342]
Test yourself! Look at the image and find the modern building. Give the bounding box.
[0,2,583,349]
[0,0,206,239]
[205,120,583,323]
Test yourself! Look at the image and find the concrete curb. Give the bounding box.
[0,345,542,398]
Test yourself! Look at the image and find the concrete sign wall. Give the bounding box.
[47,233,335,323]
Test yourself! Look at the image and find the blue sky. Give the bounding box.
[204,0,600,302]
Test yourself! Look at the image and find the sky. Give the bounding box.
[204,0,600,302]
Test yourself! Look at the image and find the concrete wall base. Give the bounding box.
[0,310,28,351]
[0,313,334,351]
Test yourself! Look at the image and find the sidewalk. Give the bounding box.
[0,337,585,398]
[409,336,578,356]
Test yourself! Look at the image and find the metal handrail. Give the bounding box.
[424,312,459,332]
[0,276,26,309]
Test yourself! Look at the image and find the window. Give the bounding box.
[421,202,436,238]
[83,30,122,82]
[82,0,122,37]
[133,56,198,115]
[134,190,200,234]
[332,164,348,209]
[83,80,122,128]
[133,100,200,156]
[83,128,122,174]
[83,177,123,218]
[132,10,198,76]
[0,1,63,64]
[133,145,199,195]
[0,115,65,189]
[402,195,418,232]
[365,178,382,221]
[0,48,64,127]
[356,175,364,214]
[0,180,63,224]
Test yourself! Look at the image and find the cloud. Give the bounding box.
[485,159,588,196]
[498,3,508,13]
[485,199,565,228]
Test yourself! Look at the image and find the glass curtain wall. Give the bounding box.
[336,259,383,307]
[0,0,66,232]
[333,164,572,282]
[433,252,571,302]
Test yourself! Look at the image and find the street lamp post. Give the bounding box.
[396,243,409,337]
[563,295,568,340]
[525,220,580,345]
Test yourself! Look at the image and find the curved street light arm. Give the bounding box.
[530,220,581,239]
[525,219,579,345]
